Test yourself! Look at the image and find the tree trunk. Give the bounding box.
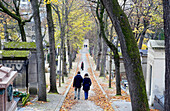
[67,39,72,72]
[100,39,107,77]
[101,0,149,110]
[109,26,113,88]
[72,48,77,61]
[94,40,98,64]
[18,21,26,42]
[62,0,68,77]
[114,53,121,95]
[52,4,64,84]
[62,43,65,83]
[93,28,98,63]
[109,52,112,88]
[100,12,108,77]
[96,3,103,71]
[59,47,62,87]
[96,36,101,71]
[0,37,1,50]
[96,1,121,94]
[138,23,148,49]
[90,5,99,64]
[63,43,67,77]
[66,3,72,72]
[69,49,72,68]
[163,0,170,110]
[30,0,46,101]
[46,3,58,93]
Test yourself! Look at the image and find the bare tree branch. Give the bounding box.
[2,0,16,13]
[0,1,21,21]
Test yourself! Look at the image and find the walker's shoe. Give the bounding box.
[74,97,76,100]
[78,98,80,100]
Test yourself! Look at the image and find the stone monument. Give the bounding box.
[0,65,18,111]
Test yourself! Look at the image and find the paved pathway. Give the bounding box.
[18,94,63,111]
[70,100,103,111]
[112,100,132,111]
[70,47,104,111]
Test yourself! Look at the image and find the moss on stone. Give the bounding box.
[4,42,36,49]
[0,50,30,57]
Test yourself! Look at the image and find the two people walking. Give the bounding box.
[73,71,92,100]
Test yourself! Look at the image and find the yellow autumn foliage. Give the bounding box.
[53,0,93,50]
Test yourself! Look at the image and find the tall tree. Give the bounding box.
[52,3,64,84]
[63,0,68,77]
[96,2,102,71]
[88,1,101,70]
[100,12,108,77]
[0,0,33,41]
[109,25,113,88]
[46,2,58,93]
[163,0,170,110]
[100,38,107,77]
[30,0,46,101]
[52,0,68,83]
[96,32,102,71]
[95,0,121,95]
[101,0,149,110]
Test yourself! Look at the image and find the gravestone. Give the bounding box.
[0,65,18,111]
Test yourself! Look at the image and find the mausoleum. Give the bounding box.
[0,42,38,94]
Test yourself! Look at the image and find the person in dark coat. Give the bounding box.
[81,62,84,70]
[83,73,92,100]
[73,71,83,100]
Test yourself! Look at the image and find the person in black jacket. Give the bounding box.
[81,62,84,70]
[83,73,92,100]
[73,71,83,100]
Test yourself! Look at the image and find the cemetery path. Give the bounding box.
[60,48,114,111]
[17,40,132,111]
[69,48,104,111]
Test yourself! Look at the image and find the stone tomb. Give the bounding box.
[0,65,18,111]
[1,42,38,95]
[146,40,165,106]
